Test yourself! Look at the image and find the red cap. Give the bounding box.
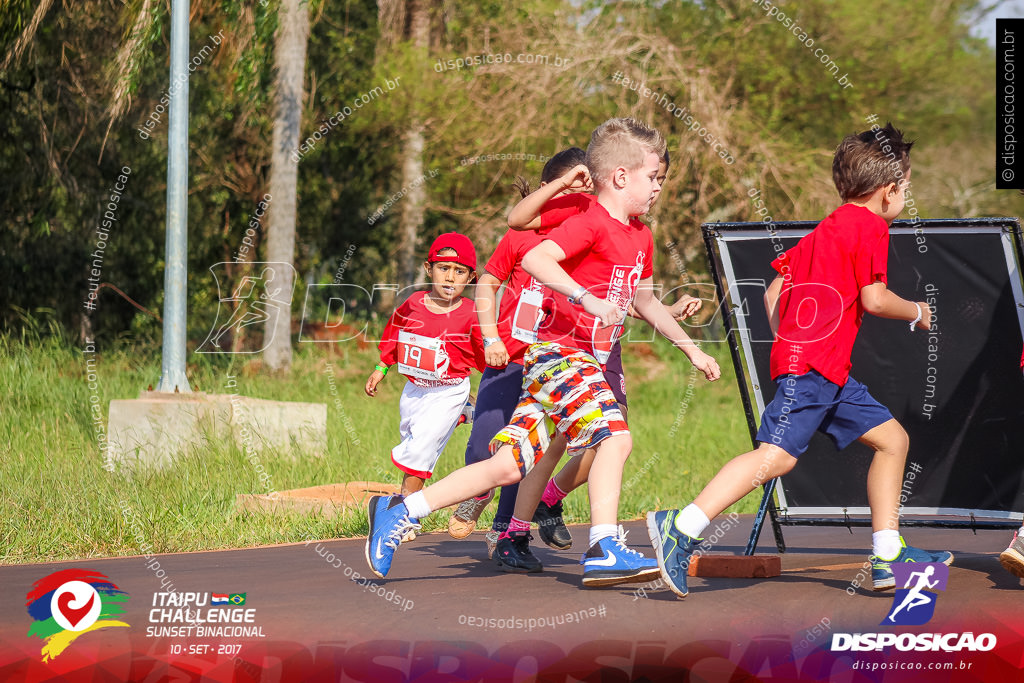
[427,232,477,271]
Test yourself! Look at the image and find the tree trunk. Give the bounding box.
[263,0,310,373]
[393,0,431,290]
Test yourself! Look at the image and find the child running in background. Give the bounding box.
[495,149,704,571]
[365,117,720,588]
[447,148,589,569]
[647,123,953,598]
[365,233,485,498]
[999,346,1024,580]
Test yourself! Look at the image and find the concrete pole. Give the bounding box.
[156,0,192,393]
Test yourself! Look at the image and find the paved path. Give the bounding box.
[2,517,1022,681]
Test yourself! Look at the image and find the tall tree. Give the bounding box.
[379,0,434,290]
[263,0,310,372]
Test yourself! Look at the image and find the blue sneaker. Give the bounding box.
[870,536,953,591]
[365,495,420,579]
[646,509,701,598]
[580,526,660,587]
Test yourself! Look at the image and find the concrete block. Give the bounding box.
[107,391,326,471]
[689,554,781,578]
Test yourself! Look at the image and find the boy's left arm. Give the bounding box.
[633,278,721,381]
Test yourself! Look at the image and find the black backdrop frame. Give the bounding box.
[701,218,1024,554]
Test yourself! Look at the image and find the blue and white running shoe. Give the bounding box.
[365,495,420,579]
[581,526,660,587]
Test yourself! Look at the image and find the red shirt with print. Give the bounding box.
[378,291,485,386]
[538,201,654,366]
[486,228,557,365]
[769,203,890,386]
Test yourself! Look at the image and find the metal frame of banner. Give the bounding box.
[700,218,1024,555]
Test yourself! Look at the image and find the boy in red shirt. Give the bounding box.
[366,118,720,586]
[365,233,485,497]
[648,123,953,597]
[500,149,701,565]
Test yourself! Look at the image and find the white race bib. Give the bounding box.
[397,330,449,380]
[591,318,623,365]
[511,287,545,343]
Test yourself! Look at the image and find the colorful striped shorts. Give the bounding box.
[489,342,629,476]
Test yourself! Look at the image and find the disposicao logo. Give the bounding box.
[25,569,130,662]
[832,561,997,653]
[883,562,948,626]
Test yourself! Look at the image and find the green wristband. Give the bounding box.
[374,364,388,376]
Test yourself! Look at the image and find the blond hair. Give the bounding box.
[585,118,666,188]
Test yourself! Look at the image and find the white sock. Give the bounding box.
[673,504,710,539]
[1018,525,1024,537]
[873,530,902,560]
[589,524,617,547]
[402,492,432,520]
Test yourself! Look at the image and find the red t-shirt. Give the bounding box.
[378,291,485,386]
[769,204,889,386]
[537,201,654,365]
[539,193,595,228]
[486,228,555,365]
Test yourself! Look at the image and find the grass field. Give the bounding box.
[0,328,755,565]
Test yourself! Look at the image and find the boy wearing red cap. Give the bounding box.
[365,232,486,497]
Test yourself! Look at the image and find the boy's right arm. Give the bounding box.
[507,164,591,231]
[365,365,386,397]
[367,306,403,396]
[860,281,932,330]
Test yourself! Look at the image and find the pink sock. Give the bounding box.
[541,480,568,507]
[500,517,531,540]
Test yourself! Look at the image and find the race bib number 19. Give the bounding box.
[397,330,448,380]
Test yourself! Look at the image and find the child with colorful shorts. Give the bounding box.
[499,149,702,569]
[365,118,720,587]
[447,148,588,567]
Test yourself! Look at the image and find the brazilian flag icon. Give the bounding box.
[228,593,246,605]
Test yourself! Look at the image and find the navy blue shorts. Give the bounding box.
[604,344,627,407]
[755,370,893,457]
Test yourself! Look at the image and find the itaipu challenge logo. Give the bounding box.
[25,569,130,662]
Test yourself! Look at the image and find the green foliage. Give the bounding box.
[1,0,1020,350]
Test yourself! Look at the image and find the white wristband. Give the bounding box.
[568,286,589,305]
[908,303,922,331]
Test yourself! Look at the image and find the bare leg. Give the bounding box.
[420,447,523,513]
[857,419,909,533]
[551,403,625,494]
[512,433,567,521]
[587,433,633,526]
[401,474,425,497]
[692,443,797,521]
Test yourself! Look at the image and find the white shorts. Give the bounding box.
[391,377,471,478]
